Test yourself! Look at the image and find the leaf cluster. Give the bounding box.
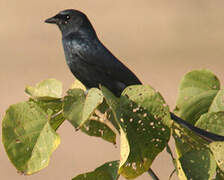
[2,69,224,180]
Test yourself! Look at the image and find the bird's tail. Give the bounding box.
[170,112,224,142]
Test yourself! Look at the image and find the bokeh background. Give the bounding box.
[1,1,224,179]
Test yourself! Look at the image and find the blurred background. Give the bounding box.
[1,0,224,179]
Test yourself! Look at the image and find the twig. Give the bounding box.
[148,168,160,180]
[166,145,177,180]
[169,169,176,180]
[51,110,63,119]
[166,145,175,162]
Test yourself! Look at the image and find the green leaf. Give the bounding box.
[177,150,216,180]
[175,69,220,123]
[210,142,224,172]
[176,90,218,125]
[173,124,208,158]
[179,69,220,90]
[29,98,65,131]
[96,100,120,133]
[2,101,60,174]
[173,69,224,164]
[63,88,86,128]
[215,167,224,180]
[209,89,224,112]
[81,89,104,127]
[122,85,172,128]
[70,79,86,91]
[63,88,104,127]
[81,120,116,144]
[195,112,224,136]
[175,158,188,180]
[63,88,116,144]
[72,160,119,180]
[101,85,171,179]
[49,112,65,131]
[177,69,220,101]
[25,79,62,100]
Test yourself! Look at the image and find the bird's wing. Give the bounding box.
[75,38,142,87]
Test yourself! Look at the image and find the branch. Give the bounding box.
[148,168,160,180]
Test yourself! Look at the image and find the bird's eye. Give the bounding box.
[66,15,70,20]
[56,14,71,24]
[63,15,70,24]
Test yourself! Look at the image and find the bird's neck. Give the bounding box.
[61,20,97,40]
[62,30,97,43]
[78,27,97,39]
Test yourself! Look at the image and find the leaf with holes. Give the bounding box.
[72,160,120,180]
[25,79,62,100]
[101,85,170,179]
[63,88,116,143]
[195,112,224,136]
[96,100,120,133]
[2,101,60,174]
[172,123,208,158]
[122,85,172,128]
[209,89,224,112]
[81,120,116,144]
[173,69,223,161]
[177,150,216,180]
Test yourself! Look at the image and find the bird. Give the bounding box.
[45,9,141,97]
[45,9,224,142]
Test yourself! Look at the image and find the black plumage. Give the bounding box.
[45,9,224,142]
[45,9,141,97]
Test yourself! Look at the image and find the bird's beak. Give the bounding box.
[45,15,58,24]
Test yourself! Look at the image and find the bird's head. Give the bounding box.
[45,9,96,37]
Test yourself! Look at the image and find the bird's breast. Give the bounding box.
[62,39,80,64]
[62,38,93,82]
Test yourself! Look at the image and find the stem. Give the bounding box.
[166,145,177,179]
[166,145,175,162]
[50,110,65,131]
[148,168,160,180]
[51,110,63,119]
[169,169,176,180]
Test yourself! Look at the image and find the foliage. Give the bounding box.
[2,69,224,179]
